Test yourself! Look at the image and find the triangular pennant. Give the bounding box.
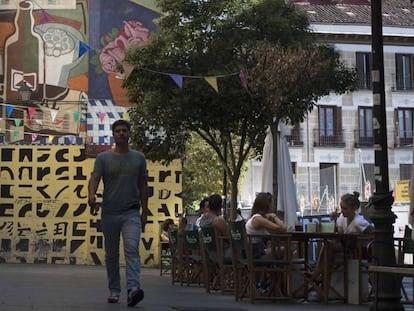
[204,76,218,93]
[86,136,92,144]
[72,111,80,123]
[104,135,110,143]
[48,135,55,142]
[67,136,74,144]
[55,119,64,125]
[239,70,248,88]
[14,119,21,127]
[13,130,19,140]
[35,119,43,125]
[6,105,14,117]
[98,112,106,122]
[40,9,52,24]
[170,74,183,88]
[50,109,58,122]
[120,62,135,80]
[31,134,38,142]
[78,41,91,58]
[28,107,36,120]
[122,112,130,120]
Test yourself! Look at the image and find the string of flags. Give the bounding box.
[25,1,249,93]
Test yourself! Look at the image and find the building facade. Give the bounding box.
[241,0,414,217]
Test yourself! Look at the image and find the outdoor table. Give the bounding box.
[266,231,374,304]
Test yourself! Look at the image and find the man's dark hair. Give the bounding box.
[112,119,131,133]
[208,194,222,213]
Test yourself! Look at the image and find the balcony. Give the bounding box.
[354,130,374,148]
[313,129,345,147]
[394,130,413,148]
[392,74,414,91]
[285,129,304,147]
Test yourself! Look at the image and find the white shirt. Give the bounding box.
[336,212,372,234]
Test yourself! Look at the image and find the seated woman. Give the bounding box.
[312,192,373,284]
[245,192,287,259]
[160,218,175,253]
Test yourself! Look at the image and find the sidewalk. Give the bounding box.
[0,263,390,311]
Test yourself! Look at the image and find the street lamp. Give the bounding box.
[369,1,403,310]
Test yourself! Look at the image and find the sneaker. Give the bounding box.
[107,292,120,303]
[127,288,144,307]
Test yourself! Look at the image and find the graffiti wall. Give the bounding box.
[0,145,182,265]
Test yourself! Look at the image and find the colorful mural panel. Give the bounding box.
[0,145,182,265]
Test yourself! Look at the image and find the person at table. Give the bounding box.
[333,191,374,234]
[195,196,209,228]
[311,191,373,283]
[245,192,287,259]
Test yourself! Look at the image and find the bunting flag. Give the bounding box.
[98,112,106,122]
[31,134,38,142]
[79,41,91,58]
[204,76,218,93]
[67,136,74,144]
[48,135,55,142]
[239,70,248,88]
[50,109,58,122]
[28,107,36,120]
[121,62,136,80]
[73,111,80,123]
[13,130,19,140]
[122,112,130,120]
[86,136,92,144]
[170,74,183,88]
[6,105,14,117]
[55,119,64,125]
[14,119,21,127]
[40,9,52,24]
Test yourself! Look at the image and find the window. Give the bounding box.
[395,54,414,91]
[358,107,373,146]
[356,52,372,89]
[319,163,337,214]
[317,106,343,146]
[396,108,413,146]
[400,164,412,180]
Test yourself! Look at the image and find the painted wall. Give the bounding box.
[0,145,182,265]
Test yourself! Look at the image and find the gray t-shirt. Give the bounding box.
[93,149,147,215]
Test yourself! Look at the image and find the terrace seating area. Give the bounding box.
[159,220,381,306]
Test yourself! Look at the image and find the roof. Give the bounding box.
[290,0,414,27]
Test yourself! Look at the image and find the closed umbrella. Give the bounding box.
[261,125,298,231]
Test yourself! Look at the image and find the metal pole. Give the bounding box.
[369,1,403,310]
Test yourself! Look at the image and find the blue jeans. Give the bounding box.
[101,209,141,293]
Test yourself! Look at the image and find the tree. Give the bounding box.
[124,0,355,219]
[246,41,357,212]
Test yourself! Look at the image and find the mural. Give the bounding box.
[0,145,182,265]
[0,0,161,144]
[0,1,182,267]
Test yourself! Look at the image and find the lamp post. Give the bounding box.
[369,1,403,310]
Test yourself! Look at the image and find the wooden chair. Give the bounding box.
[396,225,414,305]
[199,226,233,293]
[168,229,184,285]
[228,220,293,303]
[159,240,171,276]
[182,229,203,286]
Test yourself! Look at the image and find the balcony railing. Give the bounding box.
[354,130,374,147]
[313,129,345,147]
[394,130,413,148]
[285,129,304,147]
[392,74,414,91]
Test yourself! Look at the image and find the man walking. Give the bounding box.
[88,119,149,307]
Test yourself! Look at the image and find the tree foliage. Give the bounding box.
[123,0,356,218]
